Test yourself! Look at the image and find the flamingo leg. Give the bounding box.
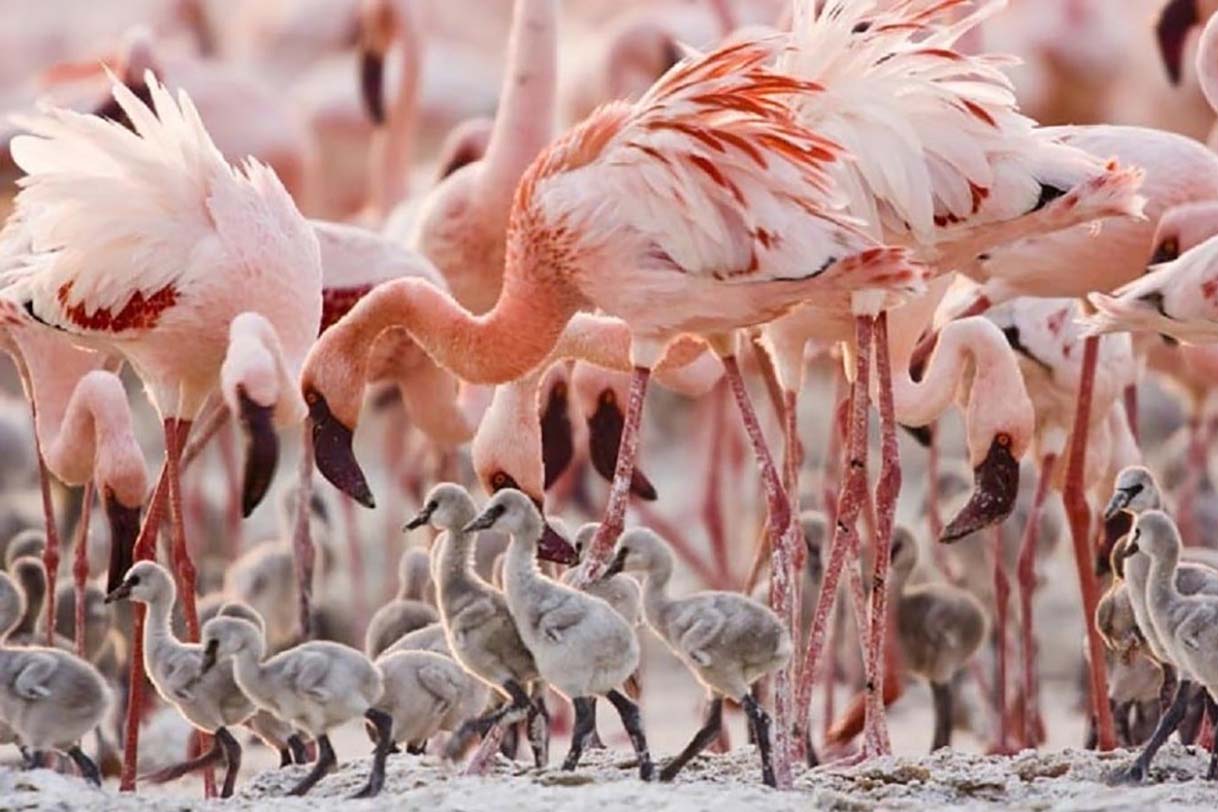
[339,494,370,633]
[293,424,318,640]
[795,316,873,760]
[31,400,61,647]
[1062,335,1116,750]
[72,483,94,657]
[862,311,900,758]
[1179,413,1205,547]
[721,353,796,786]
[583,366,651,576]
[165,418,200,641]
[989,524,1013,755]
[216,414,243,560]
[1017,453,1056,749]
[703,382,731,582]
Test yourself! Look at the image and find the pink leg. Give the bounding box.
[795,317,873,758]
[31,401,61,648]
[293,424,318,640]
[340,495,370,633]
[165,419,200,642]
[722,353,796,786]
[1123,384,1139,446]
[1179,414,1205,546]
[72,482,94,658]
[1062,336,1116,750]
[862,312,900,758]
[1017,453,1055,749]
[581,366,652,582]
[989,525,1014,755]
[216,414,243,560]
[703,381,731,581]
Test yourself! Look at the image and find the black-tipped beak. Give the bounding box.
[200,639,220,674]
[1157,0,1200,84]
[463,504,505,533]
[599,546,628,580]
[587,393,657,501]
[537,522,579,565]
[900,423,933,447]
[403,506,433,531]
[307,390,375,509]
[359,49,386,125]
[103,492,141,595]
[540,381,574,490]
[940,436,1020,543]
[1150,237,1181,267]
[238,388,279,518]
[1103,489,1134,522]
[103,579,132,605]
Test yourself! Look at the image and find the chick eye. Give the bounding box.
[129,575,140,586]
[427,501,438,512]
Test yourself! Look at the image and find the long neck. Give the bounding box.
[143,592,177,661]
[436,529,477,592]
[1145,549,1183,643]
[223,312,304,425]
[641,552,675,632]
[368,0,421,217]
[504,525,544,603]
[478,0,557,215]
[230,644,270,706]
[332,275,577,386]
[1200,14,1218,117]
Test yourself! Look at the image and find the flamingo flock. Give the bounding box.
[4,0,1218,803]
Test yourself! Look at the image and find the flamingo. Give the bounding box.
[302,36,927,783]
[1157,0,1218,148]
[1,74,323,789]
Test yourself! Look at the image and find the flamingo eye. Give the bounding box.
[996,433,1012,448]
[599,390,616,407]
[490,471,510,491]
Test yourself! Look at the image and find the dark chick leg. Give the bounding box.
[660,696,724,782]
[278,748,292,768]
[562,697,597,772]
[526,691,550,768]
[931,681,953,752]
[406,742,426,756]
[288,734,336,796]
[1180,689,1208,746]
[742,692,776,788]
[1112,680,1197,784]
[1114,700,1134,748]
[287,734,310,764]
[606,689,653,780]
[1205,693,1218,781]
[216,727,242,799]
[352,709,394,799]
[499,722,521,760]
[67,746,102,787]
[141,735,224,784]
[447,681,532,763]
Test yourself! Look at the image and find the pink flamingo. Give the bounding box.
[302,37,926,784]
[986,296,1136,750]
[3,74,323,788]
[1158,0,1218,147]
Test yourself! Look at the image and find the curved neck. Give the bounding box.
[44,370,144,506]
[1200,14,1218,117]
[478,0,557,214]
[368,0,421,217]
[436,529,477,589]
[223,312,302,424]
[889,318,979,426]
[142,591,176,654]
[641,552,674,632]
[504,521,545,593]
[1145,549,1183,634]
[230,643,269,704]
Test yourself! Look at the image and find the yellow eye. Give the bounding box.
[490,471,510,491]
[996,433,1012,448]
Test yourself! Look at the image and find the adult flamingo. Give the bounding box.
[1157,0,1218,147]
[987,296,1137,750]
[2,73,323,788]
[302,37,926,782]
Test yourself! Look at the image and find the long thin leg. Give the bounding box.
[72,483,94,657]
[68,745,102,787]
[606,689,653,780]
[30,399,61,648]
[142,735,224,784]
[339,494,370,633]
[742,692,776,788]
[562,697,597,772]
[526,690,550,768]
[862,313,900,757]
[352,709,394,799]
[216,727,242,798]
[1017,453,1055,749]
[1206,693,1218,781]
[165,418,200,641]
[931,681,953,751]
[288,733,336,796]
[456,680,532,775]
[1062,336,1115,750]
[582,367,652,579]
[990,525,1013,754]
[721,353,796,784]
[292,424,317,640]
[1111,680,1196,783]
[660,696,723,781]
[278,748,292,768]
[795,317,873,755]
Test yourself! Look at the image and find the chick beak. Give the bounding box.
[103,490,141,595]
[540,381,575,490]
[103,579,132,605]
[199,639,220,674]
[403,505,433,531]
[1103,489,1133,522]
[941,436,1020,543]
[238,388,279,518]
[463,504,505,534]
[1157,0,1200,85]
[586,392,657,500]
[308,390,376,509]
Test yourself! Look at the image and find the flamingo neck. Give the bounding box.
[368,0,421,217]
[479,0,557,214]
[1199,15,1218,116]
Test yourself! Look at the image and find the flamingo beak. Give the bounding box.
[540,381,575,490]
[199,639,220,675]
[900,423,933,447]
[537,522,579,565]
[103,490,141,595]
[1157,0,1200,84]
[359,48,386,125]
[308,390,376,509]
[940,436,1020,543]
[587,391,658,501]
[237,388,279,518]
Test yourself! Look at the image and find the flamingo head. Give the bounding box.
[434,117,494,183]
[358,0,397,125]
[941,430,1027,545]
[605,18,681,104]
[572,365,657,501]
[1157,0,1201,84]
[1147,201,1218,268]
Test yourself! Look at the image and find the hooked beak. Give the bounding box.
[538,522,580,565]
[1157,0,1200,84]
[237,388,279,518]
[900,423,933,447]
[540,381,575,490]
[103,491,141,595]
[599,546,628,580]
[359,48,386,125]
[103,579,132,605]
[940,435,1020,543]
[1103,488,1135,522]
[586,392,657,501]
[403,504,433,531]
[307,390,376,509]
[1150,237,1181,267]
[199,639,220,675]
[463,503,505,533]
